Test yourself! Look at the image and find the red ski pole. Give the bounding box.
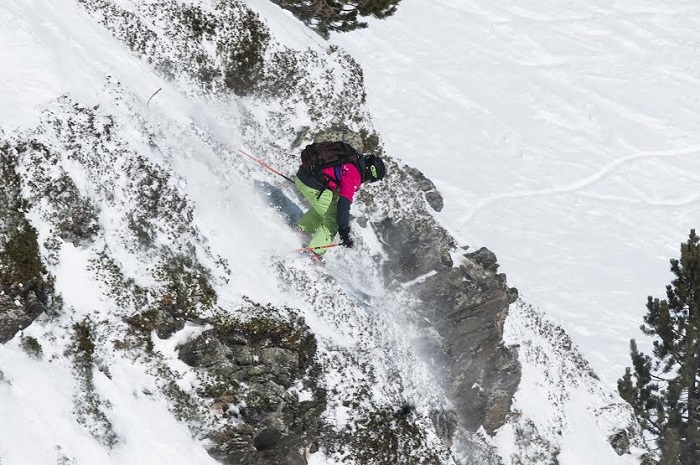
[294,243,339,253]
[237,149,294,183]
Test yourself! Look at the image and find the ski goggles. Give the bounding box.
[369,164,379,181]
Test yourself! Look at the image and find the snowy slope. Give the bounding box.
[0,2,284,462]
[332,0,700,385]
[0,2,211,463]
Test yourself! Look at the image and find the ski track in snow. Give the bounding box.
[462,144,700,223]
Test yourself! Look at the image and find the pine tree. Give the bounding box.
[619,230,700,464]
[271,0,402,37]
[356,0,400,18]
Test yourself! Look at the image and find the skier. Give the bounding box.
[294,141,386,262]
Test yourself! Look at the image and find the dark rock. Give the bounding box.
[404,166,444,212]
[260,347,299,383]
[467,247,499,273]
[154,304,187,339]
[378,216,454,283]
[397,404,415,418]
[481,345,521,432]
[213,432,306,465]
[254,427,283,451]
[230,345,257,366]
[430,409,459,449]
[0,287,46,344]
[376,215,521,434]
[125,303,188,340]
[425,191,444,212]
[177,314,324,465]
[38,173,100,247]
[178,334,232,368]
[413,264,519,433]
[609,429,632,456]
[264,435,306,465]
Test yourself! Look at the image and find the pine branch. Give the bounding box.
[646,421,663,436]
[651,372,676,383]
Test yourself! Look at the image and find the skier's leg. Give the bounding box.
[295,177,322,233]
[298,208,322,233]
[306,192,338,255]
[294,177,338,255]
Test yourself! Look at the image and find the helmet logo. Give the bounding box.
[369,164,378,180]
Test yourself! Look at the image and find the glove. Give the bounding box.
[338,228,354,248]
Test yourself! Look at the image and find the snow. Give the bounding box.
[0,333,219,465]
[0,0,159,131]
[54,243,108,313]
[331,0,700,387]
[1,0,696,463]
[0,1,284,462]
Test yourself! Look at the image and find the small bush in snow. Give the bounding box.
[71,318,119,448]
[20,335,43,359]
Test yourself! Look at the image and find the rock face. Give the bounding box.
[0,153,50,344]
[177,315,325,465]
[608,429,632,456]
[403,166,444,212]
[378,217,520,434]
[0,284,46,343]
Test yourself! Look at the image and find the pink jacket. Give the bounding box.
[321,162,362,202]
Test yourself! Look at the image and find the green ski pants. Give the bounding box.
[294,177,338,255]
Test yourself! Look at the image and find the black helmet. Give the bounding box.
[364,155,386,183]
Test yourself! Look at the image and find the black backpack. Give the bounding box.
[300,141,365,188]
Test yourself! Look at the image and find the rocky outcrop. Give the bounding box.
[0,283,46,343]
[176,314,325,465]
[609,428,632,456]
[377,216,520,434]
[403,166,444,212]
[0,144,54,343]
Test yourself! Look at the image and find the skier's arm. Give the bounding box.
[337,196,351,233]
[337,196,353,248]
[336,164,361,245]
